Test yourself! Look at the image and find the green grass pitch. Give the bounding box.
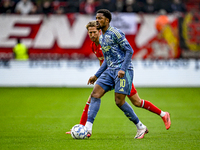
[0,87,200,150]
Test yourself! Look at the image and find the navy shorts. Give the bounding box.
[96,68,133,95]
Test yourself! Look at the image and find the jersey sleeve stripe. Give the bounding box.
[119,39,126,43]
[125,70,132,92]
[109,27,122,39]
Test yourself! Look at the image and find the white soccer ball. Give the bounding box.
[71,124,88,139]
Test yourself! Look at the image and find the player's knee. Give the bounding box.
[90,84,105,98]
[115,100,121,107]
[115,98,124,107]
[115,93,126,107]
[90,91,101,98]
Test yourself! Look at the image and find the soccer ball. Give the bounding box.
[71,124,88,139]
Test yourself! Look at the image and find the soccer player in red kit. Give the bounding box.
[66,20,171,135]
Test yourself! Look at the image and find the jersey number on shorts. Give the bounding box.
[120,79,126,87]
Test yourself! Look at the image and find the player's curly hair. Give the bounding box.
[96,9,112,23]
[86,20,97,30]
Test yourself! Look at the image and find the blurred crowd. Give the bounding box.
[0,0,198,15]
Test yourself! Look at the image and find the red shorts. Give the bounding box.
[127,83,137,98]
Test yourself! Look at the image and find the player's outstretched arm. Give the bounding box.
[94,58,107,78]
[87,57,107,85]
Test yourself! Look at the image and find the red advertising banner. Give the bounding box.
[0,13,183,60]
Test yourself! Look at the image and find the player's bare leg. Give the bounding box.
[85,84,106,138]
[115,92,148,139]
[115,92,126,107]
[128,93,171,130]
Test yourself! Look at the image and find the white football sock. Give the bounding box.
[160,111,166,117]
[85,121,93,132]
[136,121,146,130]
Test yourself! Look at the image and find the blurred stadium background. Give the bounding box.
[0,0,200,87]
[0,1,200,149]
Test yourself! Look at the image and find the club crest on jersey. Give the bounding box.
[102,46,111,52]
